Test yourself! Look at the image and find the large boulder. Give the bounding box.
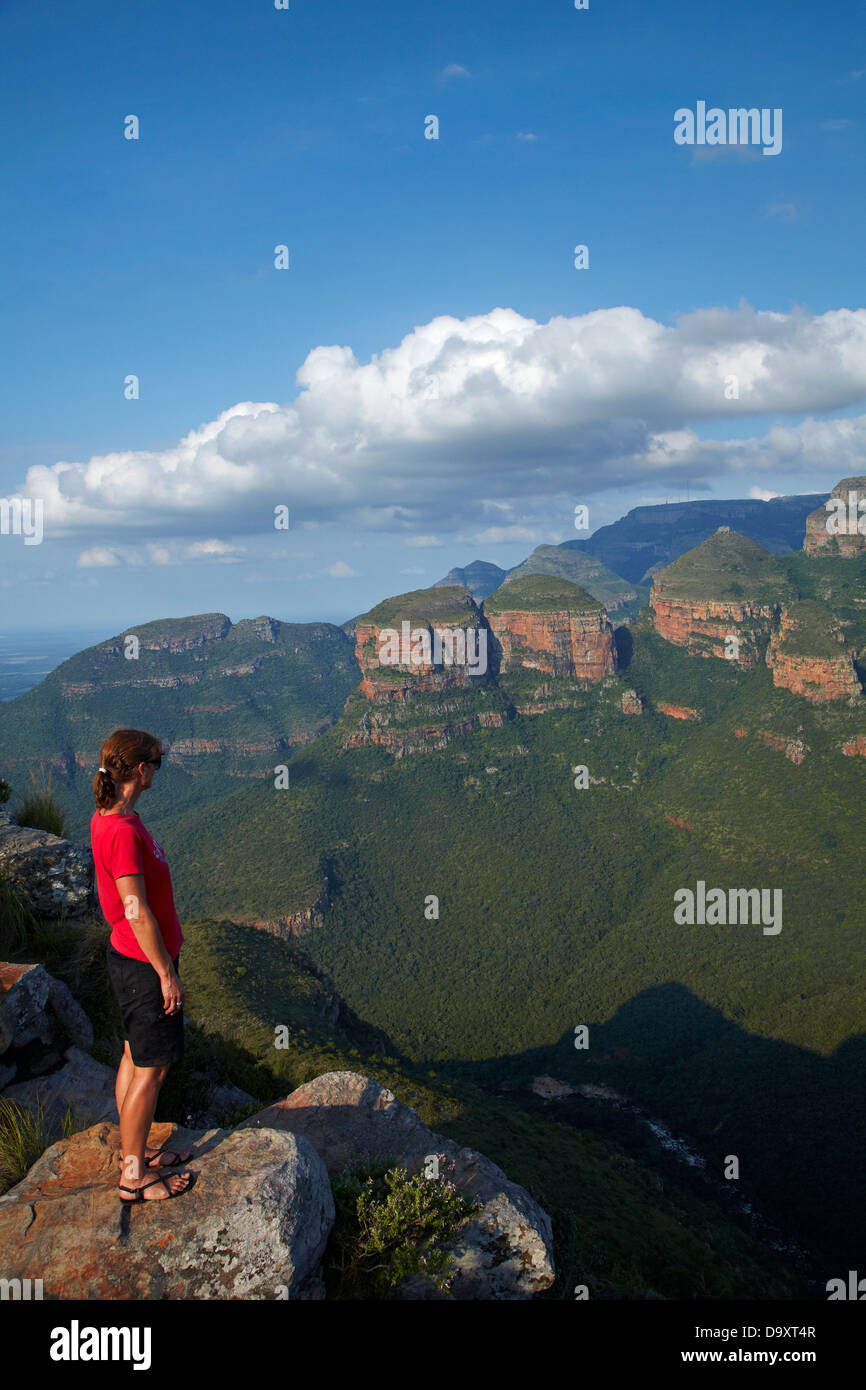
[0,1120,334,1299]
[241,1070,555,1299]
[0,962,93,1057]
[2,1046,117,1127]
[0,810,94,918]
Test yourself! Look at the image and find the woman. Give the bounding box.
[90,728,192,1202]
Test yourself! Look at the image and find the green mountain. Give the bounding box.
[139,537,866,1278]
[485,571,604,615]
[0,612,359,842]
[564,492,829,583]
[498,544,644,615]
[651,528,796,605]
[433,560,509,600]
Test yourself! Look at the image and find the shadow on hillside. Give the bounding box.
[614,625,633,668]
[438,980,866,1275]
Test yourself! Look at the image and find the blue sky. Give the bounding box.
[0,0,864,634]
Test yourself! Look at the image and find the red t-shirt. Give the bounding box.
[90,811,184,961]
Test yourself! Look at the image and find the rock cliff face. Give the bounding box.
[0,810,94,917]
[486,607,616,679]
[251,881,332,942]
[649,595,778,665]
[766,604,861,704]
[342,702,512,758]
[343,586,513,755]
[648,529,788,664]
[484,574,616,680]
[353,586,488,701]
[803,476,866,557]
[648,525,865,705]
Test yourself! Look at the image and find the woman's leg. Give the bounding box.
[115,1039,136,1115]
[118,1061,190,1198]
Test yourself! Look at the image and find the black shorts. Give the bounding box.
[106,941,184,1067]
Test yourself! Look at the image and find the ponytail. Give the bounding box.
[93,728,165,810]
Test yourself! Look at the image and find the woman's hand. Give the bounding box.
[160,964,184,1015]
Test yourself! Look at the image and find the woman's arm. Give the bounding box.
[115,873,183,1013]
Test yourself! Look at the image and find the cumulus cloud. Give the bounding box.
[326,560,358,577]
[77,547,121,567]
[21,303,866,544]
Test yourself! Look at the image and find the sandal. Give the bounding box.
[145,1144,194,1169]
[118,1175,189,1203]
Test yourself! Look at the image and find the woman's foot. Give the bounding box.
[118,1145,194,1171]
[118,1171,191,1201]
[145,1145,193,1169]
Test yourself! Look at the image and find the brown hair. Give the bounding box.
[93,728,166,810]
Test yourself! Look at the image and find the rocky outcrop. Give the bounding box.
[0,962,93,1056]
[341,705,511,757]
[0,811,93,917]
[531,1076,579,1100]
[486,606,616,680]
[648,529,790,663]
[649,595,778,664]
[241,1071,555,1300]
[803,477,866,557]
[0,1121,334,1300]
[353,588,488,702]
[657,702,700,721]
[842,736,866,757]
[766,604,861,705]
[620,689,643,715]
[756,731,809,764]
[2,1046,117,1127]
[251,881,331,940]
[0,959,97,1097]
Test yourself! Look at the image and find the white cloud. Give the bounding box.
[77,547,121,567]
[21,304,866,544]
[470,525,539,545]
[516,132,538,142]
[185,539,245,558]
[400,566,426,574]
[765,202,799,221]
[325,560,358,577]
[441,63,471,79]
[749,486,783,500]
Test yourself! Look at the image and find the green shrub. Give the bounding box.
[0,864,38,958]
[0,777,11,805]
[325,1156,479,1299]
[9,783,66,837]
[0,1098,80,1195]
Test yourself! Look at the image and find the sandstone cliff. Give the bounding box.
[649,528,790,663]
[766,601,861,704]
[803,476,866,557]
[484,573,616,680]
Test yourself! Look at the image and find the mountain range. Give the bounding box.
[1,479,864,1293]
